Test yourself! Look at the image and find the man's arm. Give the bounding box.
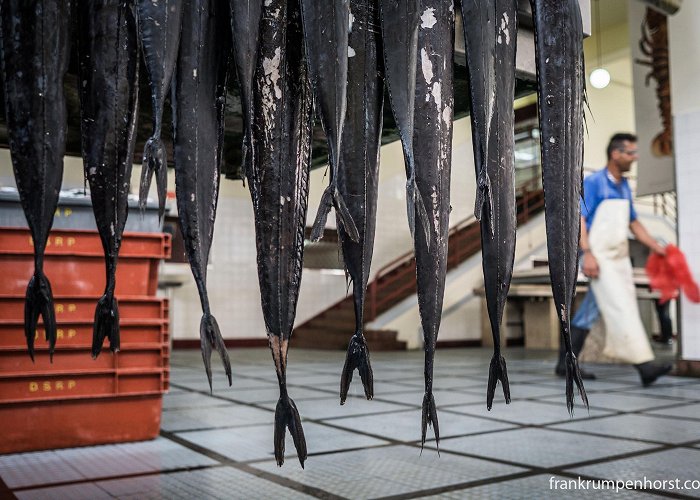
[630,219,666,255]
[580,215,600,278]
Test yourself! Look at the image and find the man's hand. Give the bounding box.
[651,242,666,256]
[582,251,599,279]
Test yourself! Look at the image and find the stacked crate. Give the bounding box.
[0,227,171,453]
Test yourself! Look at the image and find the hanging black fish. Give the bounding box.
[171,0,232,390]
[411,0,454,450]
[0,0,71,361]
[250,0,313,467]
[379,0,430,248]
[530,0,588,413]
[300,0,358,243]
[338,0,384,405]
[78,0,140,357]
[136,0,184,219]
[230,0,263,178]
[462,0,517,410]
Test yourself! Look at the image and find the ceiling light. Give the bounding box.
[590,68,611,89]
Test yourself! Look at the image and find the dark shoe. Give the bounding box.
[635,361,673,387]
[555,363,596,380]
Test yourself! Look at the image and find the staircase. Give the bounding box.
[292,180,546,351]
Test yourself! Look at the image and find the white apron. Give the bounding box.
[588,198,654,364]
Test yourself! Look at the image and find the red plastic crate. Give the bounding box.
[0,320,169,349]
[0,227,171,296]
[0,295,169,322]
[0,394,165,454]
[0,368,169,404]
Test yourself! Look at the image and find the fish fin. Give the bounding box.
[340,334,373,404]
[486,354,511,410]
[92,294,120,358]
[274,396,307,468]
[407,180,431,251]
[421,391,440,450]
[565,351,589,415]
[24,272,57,362]
[310,186,334,242]
[200,313,232,392]
[333,190,359,243]
[140,137,166,217]
[475,170,494,235]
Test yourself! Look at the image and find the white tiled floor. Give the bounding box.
[2,347,698,499]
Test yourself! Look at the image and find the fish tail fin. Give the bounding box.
[199,313,232,392]
[274,395,307,468]
[140,137,167,218]
[92,294,120,358]
[407,179,431,251]
[310,186,334,241]
[340,334,373,404]
[565,351,589,415]
[486,353,511,410]
[333,190,359,242]
[421,391,440,450]
[24,272,57,362]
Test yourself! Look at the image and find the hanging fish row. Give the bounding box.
[0,0,588,467]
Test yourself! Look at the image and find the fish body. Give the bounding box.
[0,0,71,360]
[136,0,184,219]
[530,0,588,413]
[230,0,263,178]
[171,0,232,390]
[412,0,454,449]
[379,0,429,247]
[251,0,313,467]
[78,0,140,357]
[338,0,384,404]
[300,0,358,243]
[462,0,517,410]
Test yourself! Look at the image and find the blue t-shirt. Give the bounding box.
[580,168,637,231]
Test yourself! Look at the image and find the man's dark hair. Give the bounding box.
[607,133,638,160]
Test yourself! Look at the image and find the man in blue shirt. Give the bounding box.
[555,133,671,385]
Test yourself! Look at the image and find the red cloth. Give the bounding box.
[646,244,700,304]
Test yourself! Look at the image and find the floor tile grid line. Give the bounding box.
[542,425,700,449]
[160,430,347,500]
[9,464,222,494]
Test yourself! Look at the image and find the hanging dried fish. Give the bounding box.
[250,0,313,467]
[338,0,385,405]
[0,0,71,360]
[461,0,517,410]
[78,0,140,357]
[171,0,232,390]
[530,0,588,413]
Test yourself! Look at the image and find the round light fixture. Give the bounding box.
[590,68,611,89]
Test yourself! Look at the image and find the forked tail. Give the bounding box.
[486,353,511,410]
[92,293,120,358]
[139,136,167,219]
[340,334,373,404]
[565,351,589,415]
[421,391,440,450]
[24,271,56,361]
[200,313,232,392]
[310,185,359,242]
[274,395,307,468]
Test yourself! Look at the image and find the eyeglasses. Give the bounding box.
[617,148,639,156]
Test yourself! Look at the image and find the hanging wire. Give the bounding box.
[595,0,603,69]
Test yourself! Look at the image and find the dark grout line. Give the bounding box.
[160,430,346,500]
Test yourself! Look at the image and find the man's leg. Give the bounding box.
[556,288,598,378]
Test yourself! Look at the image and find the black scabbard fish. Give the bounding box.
[530,0,588,413]
[462,0,517,410]
[379,0,430,248]
[251,0,313,467]
[300,0,358,243]
[230,0,263,178]
[338,0,384,405]
[412,0,454,449]
[0,0,71,360]
[172,0,232,390]
[136,0,184,219]
[78,0,140,357]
